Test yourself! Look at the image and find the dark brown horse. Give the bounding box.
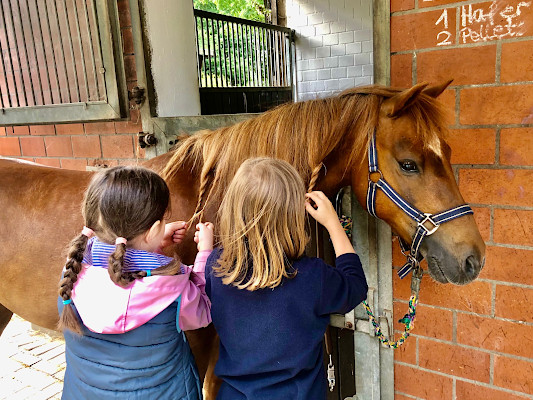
[0,82,485,399]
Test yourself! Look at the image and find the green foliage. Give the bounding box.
[194,0,269,22]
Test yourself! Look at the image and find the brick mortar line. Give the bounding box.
[450,123,533,129]
[393,391,421,400]
[455,164,533,170]
[494,126,501,166]
[482,241,533,250]
[489,204,495,242]
[490,353,495,385]
[467,203,533,212]
[392,299,533,326]
[394,361,533,399]
[392,35,533,54]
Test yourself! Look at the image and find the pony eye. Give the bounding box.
[399,160,419,173]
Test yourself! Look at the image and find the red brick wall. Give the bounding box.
[391,0,533,398]
[0,0,145,170]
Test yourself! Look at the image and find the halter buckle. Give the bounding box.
[418,213,439,236]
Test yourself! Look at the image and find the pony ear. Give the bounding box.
[386,82,429,118]
[423,79,453,98]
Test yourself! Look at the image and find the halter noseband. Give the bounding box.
[366,131,474,280]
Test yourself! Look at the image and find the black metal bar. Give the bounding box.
[218,20,226,87]
[214,19,221,87]
[238,23,244,86]
[254,26,260,86]
[212,18,218,87]
[199,17,207,87]
[264,28,270,86]
[255,26,265,86]
[245,24,252,87]
[209,19,218,87]
[194,8,291,33]
[194,16,202,86]
[229,22,238,86]
[225,21,233,87]
[205,17,213,87]
[193,9,295,90]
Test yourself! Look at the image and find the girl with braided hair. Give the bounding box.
[205,157,368,400]
[57,165,213,400]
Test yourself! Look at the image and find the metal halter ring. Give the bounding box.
[417,213,440,236]
[368,169,384,184]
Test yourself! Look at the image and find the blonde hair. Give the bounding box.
[215,158,309,291]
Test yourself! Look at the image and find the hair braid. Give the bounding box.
[58,234,89,334]
[307,163,324,193]
[187,169,214,227]
[108,242,134,287]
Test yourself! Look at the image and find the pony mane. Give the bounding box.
[161,84,448,223]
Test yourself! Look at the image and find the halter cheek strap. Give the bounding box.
[366,131,474,280]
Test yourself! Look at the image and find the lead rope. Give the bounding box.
[362,264,422,348]
[337,185,422,350]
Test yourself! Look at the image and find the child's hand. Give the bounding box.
[161,221,187,248]
[194,222,214,252]
[305,191,356,256]
[305,191,339,230]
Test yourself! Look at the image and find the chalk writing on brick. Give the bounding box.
[435,9,452,46]
[434,1,531,46]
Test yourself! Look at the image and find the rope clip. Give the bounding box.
[327,354,335,392]
[410,266,423,296]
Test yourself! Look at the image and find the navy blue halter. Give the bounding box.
[366,132,474,279]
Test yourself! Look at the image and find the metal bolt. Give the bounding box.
[345,321,353,329]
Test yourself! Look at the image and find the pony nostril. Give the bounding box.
[464,255,480,280]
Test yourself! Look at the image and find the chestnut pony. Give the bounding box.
[0,82,485,398]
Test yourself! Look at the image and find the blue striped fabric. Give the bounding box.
[82,237,175,273]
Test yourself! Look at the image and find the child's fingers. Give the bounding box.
[167,221,187,231]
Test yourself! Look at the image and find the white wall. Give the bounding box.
[286,0,373,100]
[143,0,201,116]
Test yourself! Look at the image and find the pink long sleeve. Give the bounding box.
[177,250,212,331]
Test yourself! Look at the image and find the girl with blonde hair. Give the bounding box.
[206,157,368,399]
[58,165,213,399]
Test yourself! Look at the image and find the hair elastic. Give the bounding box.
[63,299,72,305]
[145,270,152,277]
[81,226,95,238]
[115,237,127,245]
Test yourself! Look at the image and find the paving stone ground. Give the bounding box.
[0,315,64,400]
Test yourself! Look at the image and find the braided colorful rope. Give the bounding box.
[361,294,418,349]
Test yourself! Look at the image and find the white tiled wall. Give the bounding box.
[286,0,373,100]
